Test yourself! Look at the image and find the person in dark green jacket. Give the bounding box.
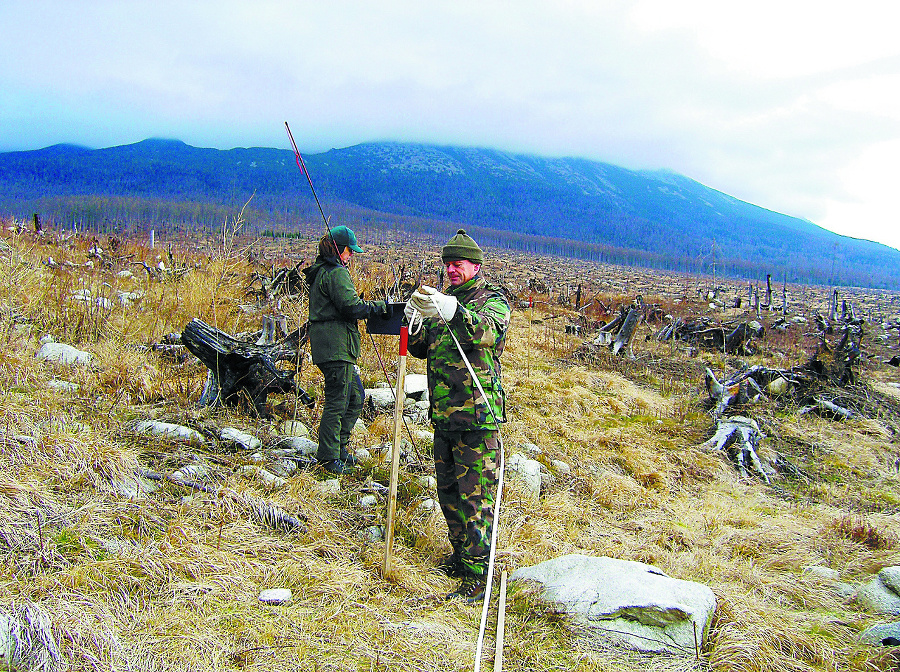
[303,226,388,475]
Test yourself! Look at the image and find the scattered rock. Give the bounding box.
[802,566,839,582]
[860,621,900,646]
[220,427,261,451]
[416,475,437,490]
[279,420,311,438]
[859,566,900,615]
[767,376,792,396]
[360,525,384,543]
[411,428,434,443]
[117,290,144,307]
[416,498,437,515]
[46,379,79,393]
[110,474,160,500]
[365,387,396,413]
[404,373,429,399]
[239,466,286,489]
[511,554,716,656]
[131,420,206,446]
[172,463,210,482]
[551,459,572,475]
[274,436,318,457]
[258,588,292,605]
[316,479,341,495]
[506,452,542,502]
[35,342,94,366]
[359,494,378,508]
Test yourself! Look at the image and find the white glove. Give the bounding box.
[411,286,458,321]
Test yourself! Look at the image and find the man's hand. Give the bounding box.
[411,286,458,321]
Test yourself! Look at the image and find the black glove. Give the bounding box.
[371,301,391,318]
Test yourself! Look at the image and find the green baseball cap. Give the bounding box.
[330,225,364,253]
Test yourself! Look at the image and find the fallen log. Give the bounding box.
[181,318,312,418]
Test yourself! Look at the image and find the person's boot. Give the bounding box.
[320,459,345,475]
[437,548,466,578]
[339,446,358,467]
[446,572,487,603]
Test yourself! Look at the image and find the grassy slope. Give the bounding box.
[2,224,900,672]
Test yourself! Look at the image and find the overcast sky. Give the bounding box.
[2,1,899,251]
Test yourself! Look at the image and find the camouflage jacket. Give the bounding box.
[407,276,511,431]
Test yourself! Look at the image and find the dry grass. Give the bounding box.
[2,226,900,671]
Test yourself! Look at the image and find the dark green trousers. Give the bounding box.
[316,362,364,462]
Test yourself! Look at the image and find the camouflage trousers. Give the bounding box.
[433,428,500,576]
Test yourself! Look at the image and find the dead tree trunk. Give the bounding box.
[611,308,641,356]
[181,318,311,418]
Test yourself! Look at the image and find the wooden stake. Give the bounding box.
[383,326,408,578]
[493,571,508,672]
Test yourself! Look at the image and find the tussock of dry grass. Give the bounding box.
[3,228,900,671]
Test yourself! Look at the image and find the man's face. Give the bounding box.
[445,259,480,286]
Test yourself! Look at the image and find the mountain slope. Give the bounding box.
[1,139,898,288]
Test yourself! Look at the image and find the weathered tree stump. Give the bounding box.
[698,416,773,483]
[181,318,311,417]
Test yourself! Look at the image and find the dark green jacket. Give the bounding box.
[303,255,384,365]
[407,276,511,431]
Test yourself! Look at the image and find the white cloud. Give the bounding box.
[1,1,900,251]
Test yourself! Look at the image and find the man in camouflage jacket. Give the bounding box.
[405,229,511,602]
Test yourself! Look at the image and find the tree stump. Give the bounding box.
[181,318,311,418]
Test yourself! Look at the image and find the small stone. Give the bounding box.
[258,588,292,605]
[416,475,437,490]
[220,427,261,450]
[279,420,311,438]
[316,479,341,495]
[360,525,384,543]
[359,494,378,508]
[551,459,572,475]
[767,377,792,396]
[36,342,94,366]
[276,436,318,456]
[802,565,839,581]
[47,379,79,393]
[239,466,286,489]
[416,498,437,514]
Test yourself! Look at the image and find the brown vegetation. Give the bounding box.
[2,220,900,671]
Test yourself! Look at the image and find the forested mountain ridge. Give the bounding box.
[2,138,899,289]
